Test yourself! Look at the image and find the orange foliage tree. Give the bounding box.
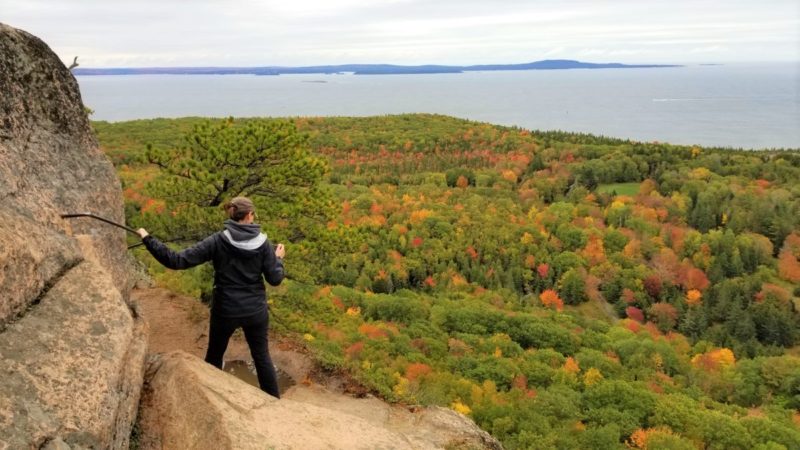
[627,427,682,449]
[755,283,791,303]
[581,234,606,266]
[405,363,433,381]
[539,289,564,311]
[778,251,800,283]
[685,289,702,306]
[358,323,389,340]
[563,356,580,374]
[679,265,710,291]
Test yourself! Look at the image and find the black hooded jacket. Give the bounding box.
[142,220,284,318]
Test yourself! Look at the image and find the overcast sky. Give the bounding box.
[2,0,798,67]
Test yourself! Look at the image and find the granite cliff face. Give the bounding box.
[0,23,147,449]
[0,22,131,326]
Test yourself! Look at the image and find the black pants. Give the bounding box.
[204,308,280,398]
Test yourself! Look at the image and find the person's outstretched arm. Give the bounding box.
[263,242,285,286]
[138,228,215,270]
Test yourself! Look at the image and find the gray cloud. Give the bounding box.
[1,0,798,66]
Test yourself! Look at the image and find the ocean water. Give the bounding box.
[77,63,800,149]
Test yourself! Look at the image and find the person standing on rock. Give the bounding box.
[136,196,285,398]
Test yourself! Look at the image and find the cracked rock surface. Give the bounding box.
[0,22,147,449]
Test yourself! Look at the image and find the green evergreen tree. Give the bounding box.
[143,118,332,243]
[690,191,717,232]
[752,299,797,347]
[559,269,587,305]
[724,306,756,343]
[679,307,708,341]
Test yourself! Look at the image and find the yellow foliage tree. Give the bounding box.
[409,208,433,225]
[451,400,472,415]
[583,367,603,386]
[690,167,712,180]
[691,348,736,371]
[501,170,518,183]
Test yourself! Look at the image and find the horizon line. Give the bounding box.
[71,58,683,70]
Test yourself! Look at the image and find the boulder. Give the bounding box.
[0,259,147,449]
[0,22,130,325]
[138,351,501,450]
[0,23,146,449]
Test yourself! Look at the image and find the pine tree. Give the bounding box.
[559,269,587,305]
[142,118,333,244]
[679,307,708,341]
[689,192,717,232]
[724,306,756,343]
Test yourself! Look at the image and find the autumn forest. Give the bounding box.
[94,114,800,449]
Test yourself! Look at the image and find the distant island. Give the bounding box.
[72,59,680,76]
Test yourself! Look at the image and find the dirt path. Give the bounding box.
[132,287,313,383]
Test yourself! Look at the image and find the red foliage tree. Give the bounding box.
[643,275,663,300]
[648,303,678,331]
[537,263,550,279]
[626,306,644,323]
[345,341,365,358]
